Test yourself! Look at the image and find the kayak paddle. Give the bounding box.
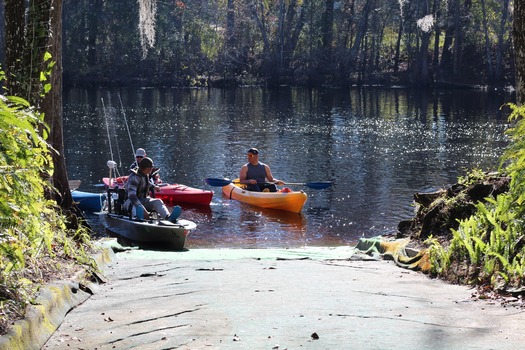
[204,177,332,190]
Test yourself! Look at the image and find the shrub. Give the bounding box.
[428,104,525,291]
[0,93,92,334]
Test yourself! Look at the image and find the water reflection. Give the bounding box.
[64,87,512,248]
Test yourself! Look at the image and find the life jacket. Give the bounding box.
[126,168,151,201]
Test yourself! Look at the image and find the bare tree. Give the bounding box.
[250,0,308,86]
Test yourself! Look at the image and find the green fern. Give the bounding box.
[428,103,525,290]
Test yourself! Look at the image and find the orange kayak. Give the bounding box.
[222,181,307,213]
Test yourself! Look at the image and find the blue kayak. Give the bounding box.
[72,190,105,212]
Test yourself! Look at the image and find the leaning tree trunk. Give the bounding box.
[348,0,372,72]
[514,0,525,104]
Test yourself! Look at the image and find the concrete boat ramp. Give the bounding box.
[4,242,525,349]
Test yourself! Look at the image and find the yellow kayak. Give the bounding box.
[222,181,308,213]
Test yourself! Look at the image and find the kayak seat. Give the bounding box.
[115,188,129,215]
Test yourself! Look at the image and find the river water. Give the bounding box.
[63,87,512,248]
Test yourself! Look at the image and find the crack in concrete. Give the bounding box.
[135,290,198,302]
[107,323,190,345]
[117,273,164,281]
[353,289,435,303]
[332,313,482,329]
[129,308,201,325]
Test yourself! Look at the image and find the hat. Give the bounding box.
[138,157,154,169]
[247,148,259,155]
[135,148,146,157]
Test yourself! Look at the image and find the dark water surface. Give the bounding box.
[64,87,512,248]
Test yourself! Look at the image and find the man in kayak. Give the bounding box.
[130,147,162,184]
[239,148,284,192]
[124,157,181,221]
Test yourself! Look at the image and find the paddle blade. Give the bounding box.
[204,178,232,187]
[305,181,332,190]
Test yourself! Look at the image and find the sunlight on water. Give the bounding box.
[64,87,512,248]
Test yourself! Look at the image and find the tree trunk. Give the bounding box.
[283,0,307,73]
[394,18,403,73]
[250,0,307,86]
[250,0,272,74]
[4,0,73,208]
[87,0,102,66]
[321,0,334,56]
[440,26,454,71]
[452,0,462,75]
[348,0,372,72]
[277,0,285,75]
[415,31,431,86]
[514,0,525,104]
[225,0,235,50]
[0,2,6,65]
[496,0,510,82]
[480,0,494,83]
[4,0,27,97]
[42,0,73,208]
[432,0,441,79]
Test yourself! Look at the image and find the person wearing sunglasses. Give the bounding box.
[130,148,147,171]
[239,148,284,192]
[129,148,163,185]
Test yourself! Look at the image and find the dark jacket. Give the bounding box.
[125,169,153,206]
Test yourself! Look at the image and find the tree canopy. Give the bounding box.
[54,0,516,88]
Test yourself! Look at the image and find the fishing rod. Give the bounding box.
[118,92,136,159]
[101,97,122,178]
[104,95,127,171]
[102,98,114,163]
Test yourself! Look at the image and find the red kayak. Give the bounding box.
[102,177,214,206]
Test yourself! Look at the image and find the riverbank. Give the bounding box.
[4,240,525,349]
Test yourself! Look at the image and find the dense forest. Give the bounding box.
[0,0,517,88]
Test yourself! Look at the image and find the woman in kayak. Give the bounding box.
[238,148,284,192]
